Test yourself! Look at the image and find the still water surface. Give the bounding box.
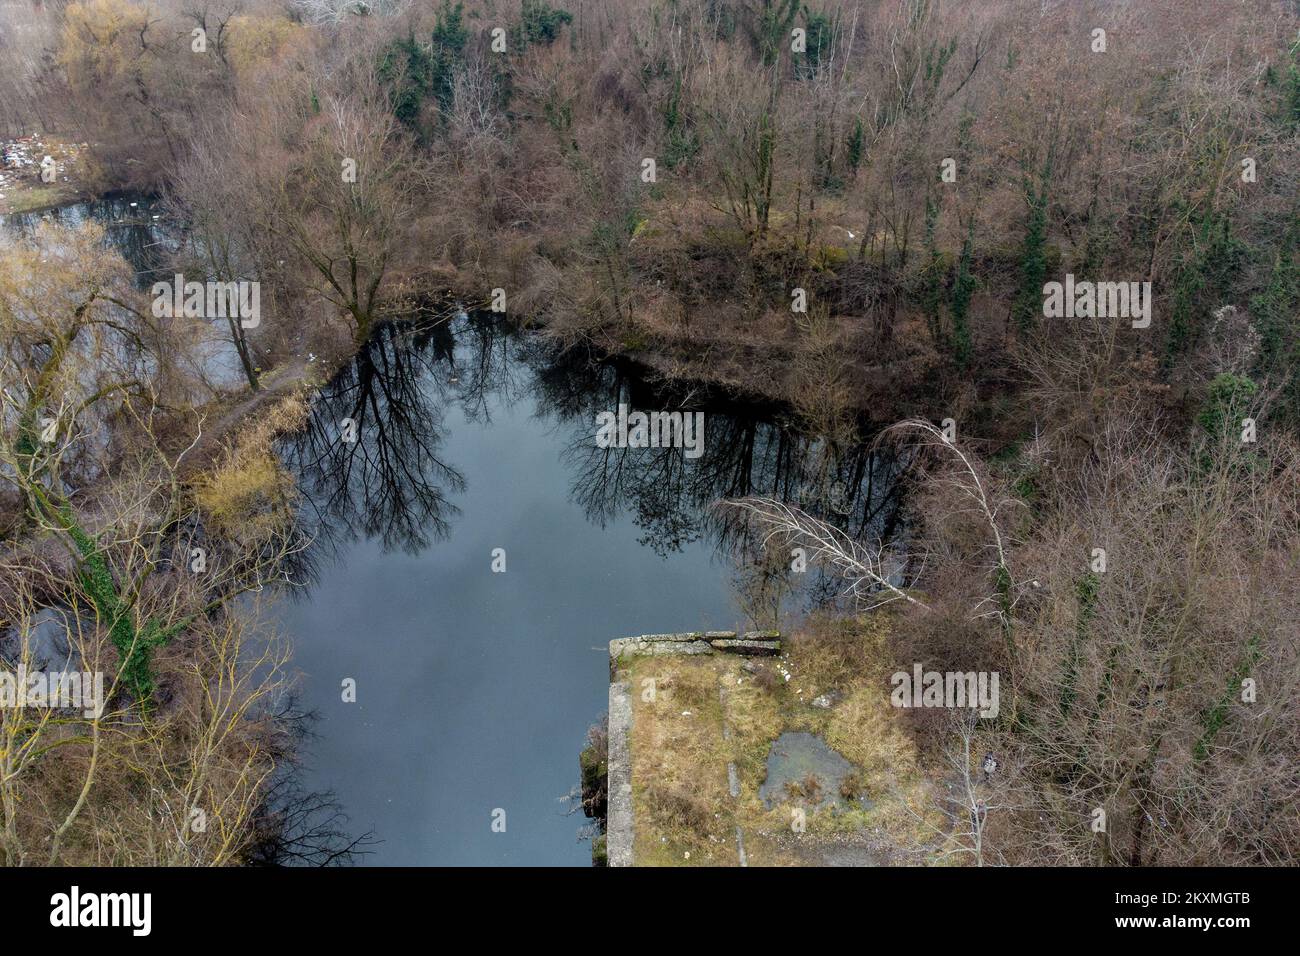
[5,201,905,865]
[273,315,905,864]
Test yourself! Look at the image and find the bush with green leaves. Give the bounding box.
[514,0,573,49]
[377,1,469,134]
[1198,373,1258,438]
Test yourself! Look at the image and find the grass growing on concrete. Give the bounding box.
[621,614,948,866]
[626,655,736,866]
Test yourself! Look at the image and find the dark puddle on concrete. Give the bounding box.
[758,731,863,811]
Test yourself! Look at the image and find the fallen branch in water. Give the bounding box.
[717,496,929,612]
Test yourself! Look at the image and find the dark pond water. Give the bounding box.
[274,314,907,865]
[1,194,174,282]
[2,196,246,388]
[5,199,908,865]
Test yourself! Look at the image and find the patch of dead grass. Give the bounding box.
[626,655,736,866]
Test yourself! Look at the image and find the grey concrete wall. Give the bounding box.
[606,680,634,868]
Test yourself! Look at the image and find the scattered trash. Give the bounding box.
[0,136,89,210]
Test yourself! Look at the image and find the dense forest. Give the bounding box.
[0,0,1297,867]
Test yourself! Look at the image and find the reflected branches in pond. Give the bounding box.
[280,317,466,557]
[3,196,180,288]
[445,310,531,424]
[278,312,533,562]
[245,697,378,867]
[538,359,910,562]
[278,311,911,592]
